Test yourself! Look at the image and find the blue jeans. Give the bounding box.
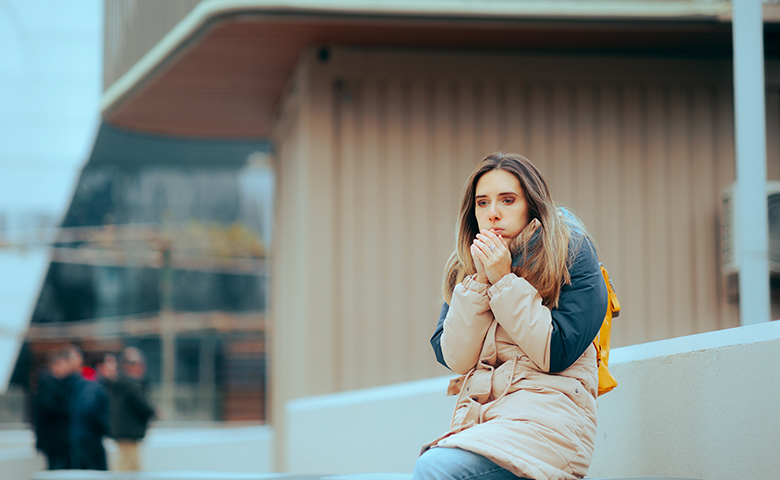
[412,447,529,480]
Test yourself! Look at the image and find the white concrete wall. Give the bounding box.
[131,425,274,473]
[0,430,47,480]
[0,425,274,480]
[284,321,780,479]
[588,320,780,479]
[285,377,457,474]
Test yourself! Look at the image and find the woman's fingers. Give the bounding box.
[497,233,509,247]
[473,238,492,255]
[477,229,512,284]
[471,243,488,262]
[479,230,505,251]
[476,232,504,256]
[471,244,489,284]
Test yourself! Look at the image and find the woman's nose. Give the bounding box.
[489,204,500,220]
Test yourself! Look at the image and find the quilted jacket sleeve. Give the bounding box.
[488,237,608,373]
[435,275,494,375]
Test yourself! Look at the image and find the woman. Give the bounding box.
[413,153,608,480]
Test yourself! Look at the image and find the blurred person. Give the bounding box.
[109,347,155,471]
[33,348,74,470]
[69,353,116,470]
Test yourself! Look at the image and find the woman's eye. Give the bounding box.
[477,201,488,207]
[502,198,515,204]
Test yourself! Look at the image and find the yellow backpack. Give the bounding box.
[594,264,621,396]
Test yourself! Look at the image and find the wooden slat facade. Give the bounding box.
[104,0,202,89]
[271,48,780,429]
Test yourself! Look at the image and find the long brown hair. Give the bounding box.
[443,152,583,308]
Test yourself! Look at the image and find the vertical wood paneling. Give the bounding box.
[620,86,648,347]
[104,0,202,89]
[714,88,739,329]
[361,79,383,386]
[376,79,391,381]
[496,82,509,149]
[529,84,551,184]
[458,82,478,182]
[410,80,432,378]
[384,80,408,382]
[433,78,458,350]
[307,73,338,393]
[504,83,528,154]
[275,50,749,404]
[668,87,694,338]
[597,86,624,337]
[552,84,575,206]
[645,87,672,342]
[336,80,360,390]
[576,85,598,234]
[482,81,500,154]
[691,88,719,334]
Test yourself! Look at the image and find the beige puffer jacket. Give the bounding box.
[425,273,599,480]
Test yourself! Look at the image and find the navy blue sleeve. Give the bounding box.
[548,237,608,373]
[430,302,450,369]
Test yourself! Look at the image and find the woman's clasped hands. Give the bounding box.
[470,229,512,285]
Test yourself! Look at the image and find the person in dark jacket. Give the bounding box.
[34,348,74,470]
[109,347,155,471]
[70,353,116,470]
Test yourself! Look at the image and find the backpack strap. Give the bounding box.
[595,263,621,396]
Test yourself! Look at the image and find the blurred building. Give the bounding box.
[17,124,272,422]
[3,0,780,472]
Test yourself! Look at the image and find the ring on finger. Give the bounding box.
[489,244,495,252]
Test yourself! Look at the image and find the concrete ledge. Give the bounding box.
[286,376,456,474]
[285,322,780,480]
[590,321,780,479]
[30,473,413,480]
[28,473,701,480]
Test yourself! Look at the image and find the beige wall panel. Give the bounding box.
[551,84,575,207]
[274,50,766,434]
[383,80,412,383]
[714,88,739,329]
[596,86,625,335]
[690,89,719,335]
[408,80,435,378]
[668,87,693,339]
[104,0,202,89]
[619,86,649,346]
[271,54,341,469]
[575,85,598,235]
[361,79,384,385]
[450,82,470,180]
[644,87,673,341]
[504,83,529,156]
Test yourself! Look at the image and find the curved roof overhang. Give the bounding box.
[101,0,736,139]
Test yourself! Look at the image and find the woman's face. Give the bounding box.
[474,169,530,241]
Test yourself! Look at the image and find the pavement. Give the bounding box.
[30,472,413,480]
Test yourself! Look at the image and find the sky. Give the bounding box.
[0,0,103,391]
[0,0,102,222]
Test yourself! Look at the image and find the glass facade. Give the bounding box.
[13,124,272,422]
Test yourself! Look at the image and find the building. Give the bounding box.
[9,0,780,473]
